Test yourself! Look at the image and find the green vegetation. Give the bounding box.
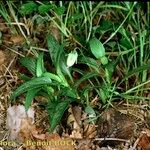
[0,1,150,132]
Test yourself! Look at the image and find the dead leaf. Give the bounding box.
[50,23,61,42]
[71,106,82,127]
[0,50,5,66]
[20,119,75,150]
[67,107,82,133]
[76,139,92,150]
[142,129,150,137]
[70,130,83,139]
[37,133,75,150]
[138,133,150,150]
[83,124,97,139]
[10,35,25,44]
[67,107,83,139]
[0,22,8,33]
[19,118,37,141]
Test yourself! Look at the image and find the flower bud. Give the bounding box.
[100,56,108,65]
[67,50,78,68]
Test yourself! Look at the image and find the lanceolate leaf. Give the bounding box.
[36,53,45,77]
[19,74,31,81]
[19,57,36,75]
[74,72,99,88]
[105,56,120,83]
[47,34,67,75]
[60,87,78,99]
[47,100,69,133]
[47,34,60,65]
[10,77,52,101]
[42,72,62,83]
[56,66,69,87]
[78,56,100,73]
[25,88,40,111]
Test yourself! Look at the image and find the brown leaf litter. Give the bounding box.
[138,129,150,150]
[19,118,75,150]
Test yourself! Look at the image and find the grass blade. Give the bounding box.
[78,56,100,73]
[74,72,99,88]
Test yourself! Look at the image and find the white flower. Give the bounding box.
[66,50,78,68]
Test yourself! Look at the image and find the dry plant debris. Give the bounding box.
[9,35,25,45]
[0,50,5,67]
[137,129,150,150]
[19,117,75,150]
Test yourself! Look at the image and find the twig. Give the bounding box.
[128,138,140,150]
[4,56,16,76]
[2,45,25,57]
[94,137,130,143]
[0,22,30,36]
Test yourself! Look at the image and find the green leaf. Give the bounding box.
[47,34,60,65]
[19,57,36,75]
[56,66,69,87]
[61,62,74,83]
[38,4,53,15]
[95,20,114,33]
[105,56,120,83]
[85,106,97,123]
[89,38,105,59]
[60,87,78,99]
[47,34,66,68]
[42,86,54,95]
[10,76,52,101]
[120,38,132,49]
[99,85,110,104]
[53,6,65,15]
[19,74,31,81]
[78,56,100,73]
[68,13,83,23]
[47,34,69,87]
[25,88,40,111]
[126,63,150,79]
[47,34,69,86]
[99,88,107,104]
[36,53,45,77]
[19,2,38,15]
[47,100,69,132]
[119,27,133,49]
[74,72,99,88]
[100,56,108,65]
[42,72,62,83]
